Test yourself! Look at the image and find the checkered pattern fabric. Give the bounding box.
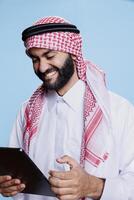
[24,16,86,81]
[23,16,110,168]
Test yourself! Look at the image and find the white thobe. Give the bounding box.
[9,80,134,200]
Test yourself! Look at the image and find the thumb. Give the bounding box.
[56,155,79,169]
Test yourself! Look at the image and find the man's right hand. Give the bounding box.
[0,175,25,197]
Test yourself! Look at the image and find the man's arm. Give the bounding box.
[0,103,27,197]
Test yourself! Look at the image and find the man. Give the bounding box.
[0,16,134,200]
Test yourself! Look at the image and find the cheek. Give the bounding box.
[33,63,39,72]
[53,55,67,67]
[51,60,61,68]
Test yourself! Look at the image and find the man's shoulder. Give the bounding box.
[17,99,30,116]
[21,99,29,108]
[108,90,134,115]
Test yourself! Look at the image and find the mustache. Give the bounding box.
[35,67,59,78]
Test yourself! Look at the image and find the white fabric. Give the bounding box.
[9,89,134,200]
[10,80,85,200]
[30,79,85,174]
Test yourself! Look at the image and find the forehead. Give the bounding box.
[27,47,69,57]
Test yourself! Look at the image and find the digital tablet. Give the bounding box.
[0,147,55,196]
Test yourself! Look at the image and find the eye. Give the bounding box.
[46,55,54,60]
[46,52,56,60]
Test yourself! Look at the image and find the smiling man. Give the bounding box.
[27,48,78,94]
[0,16,134,200]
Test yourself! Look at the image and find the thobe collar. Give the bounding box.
[46,80,85,112]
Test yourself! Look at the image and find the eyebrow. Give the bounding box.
[28,50,56,58]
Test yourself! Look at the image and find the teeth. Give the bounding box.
[46,71,57,78]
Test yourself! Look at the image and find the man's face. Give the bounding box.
[28,48,75,91]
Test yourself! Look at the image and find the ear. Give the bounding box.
[71,54,76,61]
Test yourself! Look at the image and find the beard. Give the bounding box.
[35,55,75,92]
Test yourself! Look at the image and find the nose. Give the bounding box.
[38,59,51,73]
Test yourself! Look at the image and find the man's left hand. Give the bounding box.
[49,155,105,200]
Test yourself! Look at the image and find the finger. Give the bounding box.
[57,194,78,200]
[49,170,73,180]
[1,183,25,194]
[51,186,74,196]
[0,179,21,188]
[0,176,12,183]
[49,176,73,187]
[2,190,21,197]
[56,155,79,169]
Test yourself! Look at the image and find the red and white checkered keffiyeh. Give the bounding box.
[24,16,86,81]
[23,16,111,168]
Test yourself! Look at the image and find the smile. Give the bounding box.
[45,71,58,79]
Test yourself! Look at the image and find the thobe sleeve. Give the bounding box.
[8,102,28,200]
[9,101,27,148]
[100,99,134,200]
